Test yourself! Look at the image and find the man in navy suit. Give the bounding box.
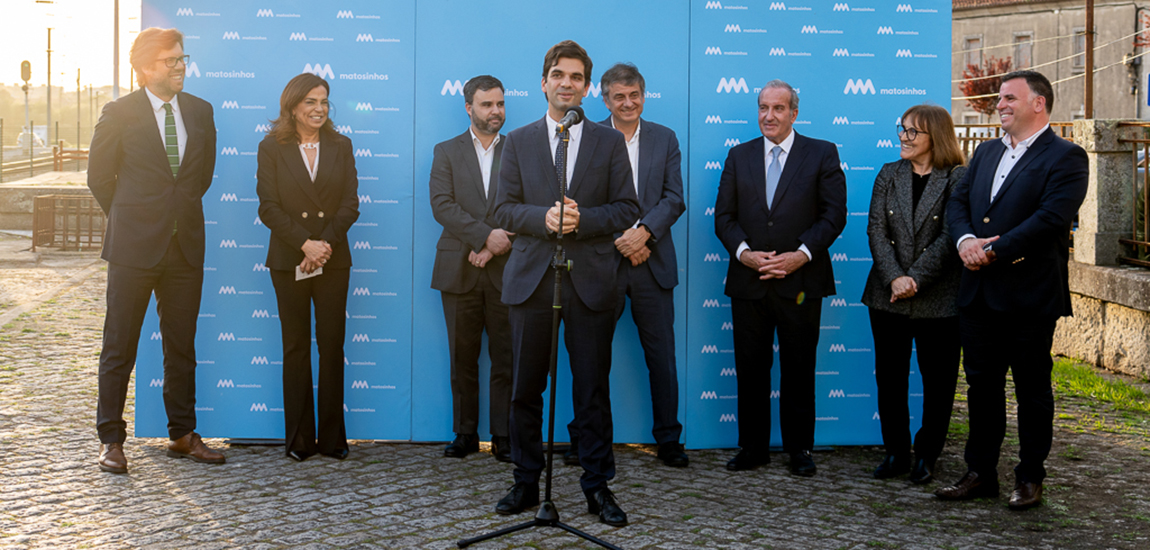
[562,63,687,468]
[492,40,639,526]
[713,80,847,477]
[938,70,1088,510]
[88,27,224,473]
[430,75,514,462]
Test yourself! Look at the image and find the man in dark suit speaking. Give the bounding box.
[713,80,847,477]
[429,75,514,462]
[562,62,687,468]
[492,40,639,526]
[937,70,1088,510]
[88,27,224,473]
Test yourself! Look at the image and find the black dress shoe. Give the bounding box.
[726,448,769,471]
[495,482,539,515]
[657,442,689,468]
[444,434,479,458]
[491,436,512,463]
[789,450,817,477]
[1008,481,1043,510]
[322,448,349,460]
[586,487,628,527]
[909,457,935,485]
[873,454,911,479]
[286,449,313,462]
[935,471,1000,501]
[563,443,581,466]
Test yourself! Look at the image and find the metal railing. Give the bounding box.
[31,194,105,252]
[1117,122,1150,268]
[954,122,1076,159]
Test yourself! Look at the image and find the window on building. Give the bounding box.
[963,113,981,125]
[1013,33,1033,69]
[1072,28,1086,73]
[963,36,983,69]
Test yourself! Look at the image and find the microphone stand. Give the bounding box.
[457,125,623,550]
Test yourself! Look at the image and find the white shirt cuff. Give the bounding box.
[956,234,976,251]
[736,241,750,261]
[798,244,812,261]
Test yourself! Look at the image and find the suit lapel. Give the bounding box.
[174,94,196,180]
[485,137,505,216]
[913,165,949,232]
[532,118,561,201]
[637,120,655,212]
[989,128,1053,209]
[894,161,914,233]
[133,90,176,181]
[746,138,768,217]
[279,140,323,206]
[456,131,487,206]
[313,132,337,191]
[770,133,807,212]
[569,122,599,196]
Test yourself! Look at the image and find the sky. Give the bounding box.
[1,0,141,89]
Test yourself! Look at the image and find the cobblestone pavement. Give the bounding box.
[1,235,1149,549]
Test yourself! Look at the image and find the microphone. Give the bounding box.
[556,106,584,134]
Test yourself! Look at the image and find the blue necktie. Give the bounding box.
[766,145,781,209]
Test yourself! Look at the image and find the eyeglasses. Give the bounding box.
[897,124,928,141]
[159,55,190,68]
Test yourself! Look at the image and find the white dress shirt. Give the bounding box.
[956,124,1050,249]
[545,113,582,188]
[144,87,186,165]
[610,117,642,227]
[470,128,501,197]
[736,130,812,261]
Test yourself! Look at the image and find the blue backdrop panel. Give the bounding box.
[138,0,415,439]
[410,0,690,444]
[685,0,952,448]
[133,0,950,447]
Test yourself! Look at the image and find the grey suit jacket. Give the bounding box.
[861,160,965,318]
[429,130,508,294]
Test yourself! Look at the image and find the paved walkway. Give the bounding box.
[1,233,1148,549]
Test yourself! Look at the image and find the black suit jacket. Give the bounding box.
[429,130,508,293]
[88,89,216,268]
[493,118,639,312]
[600,117,685,290]
[256,132,360,270]
[714,133,847,300]
[946,127,1089,317]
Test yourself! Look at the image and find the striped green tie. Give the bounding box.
[163,103,179,178]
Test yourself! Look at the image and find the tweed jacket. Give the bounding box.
[861,160,965,318]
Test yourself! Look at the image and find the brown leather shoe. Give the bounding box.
[167,432,226,464]
[934,470,999,501]
[98,443,128,474]
[1008,481,1043,510]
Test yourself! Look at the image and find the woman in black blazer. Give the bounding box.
[257,73,360,461]
[862,104,965,483]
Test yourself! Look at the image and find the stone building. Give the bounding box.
[952,0,1149,123]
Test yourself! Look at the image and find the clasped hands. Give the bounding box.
[300,239,332,274]
[958,235,999,271]
[615,226,651,267]
[739,249,808,280]
[545,196,580,235]
[469,229,515,269]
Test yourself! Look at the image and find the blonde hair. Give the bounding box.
[130,28,184,87]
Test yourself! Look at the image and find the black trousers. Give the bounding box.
[567,260,682,447]
[440,269,513,438]
[270,267,350,456]
[868,308,960,461]
[509,268,617,496]
[731,292,822,453]
[959,293,1058,484]
[97,236,202,443]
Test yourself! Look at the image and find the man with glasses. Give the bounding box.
[88,27,222,473]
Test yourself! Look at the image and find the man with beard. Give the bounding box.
[492,40,638,526]
[429,75,515,462]
[88,27,223,473]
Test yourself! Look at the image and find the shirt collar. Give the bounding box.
[145,87,180,113]
[1002,124,1049,150]
[469,127,501,152]
[609,116,641,144]
[765,129,796,157]
[544,112,583,141]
